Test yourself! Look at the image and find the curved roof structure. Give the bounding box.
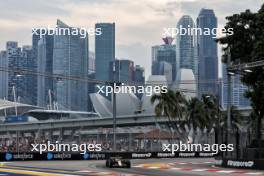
[0,99,39,117]
[142,75,168,115]
[90,93,112,118]
[116,93,141,116]
[90,76,169,117]
[90,92,141,118]
[0,99,36,111]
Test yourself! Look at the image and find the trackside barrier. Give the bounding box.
[0,152,216,161]
[214,157,264,170]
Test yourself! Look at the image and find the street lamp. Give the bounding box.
[227,47,232,158]
[227,71,235,76]
[243,69,252,73]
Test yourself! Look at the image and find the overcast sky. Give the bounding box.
[0,0,263,77]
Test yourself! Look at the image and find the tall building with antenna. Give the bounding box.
[151,37,176,82]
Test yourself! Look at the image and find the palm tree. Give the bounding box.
[201,95,220,132]
[183,97,209,143]
[151,91,221,143]
[150,90,186,132]
[185,97,207,131]
[182,95,221,144]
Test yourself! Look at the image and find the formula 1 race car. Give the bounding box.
[106,157,131,168]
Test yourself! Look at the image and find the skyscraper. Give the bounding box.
[109,59,134,82]
[22,45,35,105]
[29,29,41,105]
[95,23,115,81]
[53,20,89,111]
[0,51,8,99]
[37,34,54,108]
[151,37,176,81]
[2,42,37,104]
[88,52,95,74]
[134,65,145,84]
[152,61,172,83]
[221,64,250,109]
[176,15,198,79]
[197,9,218,97]
[6,42,24,102]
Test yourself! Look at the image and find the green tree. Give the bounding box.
[217,4,264,140]
[150,90,186,132]
[221,106,243,129]
[184,97,207,131]
[201,94,220,131]
[184,95,220,143]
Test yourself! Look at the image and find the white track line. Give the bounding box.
[245,173,264,175]
[216,170,236,173]
[191,169,210,172]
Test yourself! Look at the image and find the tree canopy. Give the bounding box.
[217,4,264,139]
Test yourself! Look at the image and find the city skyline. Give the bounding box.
[0,0,263,77]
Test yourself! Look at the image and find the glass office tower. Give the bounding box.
[197,9,218,97]
[151,37,176,82]
[95,23,115,82]
[37,34,54,108]
[221,64,250,109]
[176,15,198,80]
[53,20,89,111]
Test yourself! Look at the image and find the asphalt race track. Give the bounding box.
[0,158,263,176]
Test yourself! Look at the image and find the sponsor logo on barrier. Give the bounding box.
[199,153,214,157]
[132,153,152,158]
[88,153,105,159]
[5,153,12,161]
[157,153,175,157]
[5,153,33,161]
[47,152,53,160]
[83,153,89,160]
[227,160,254,168]
[179,152,195,157]
[214,159,223,166]
[47,152,71,160]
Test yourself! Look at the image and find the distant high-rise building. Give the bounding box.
[37,34,54,108]
[30,29,41,105]
[152,61,172,82]
[87,52,96,111]
[151,45,160,63]
[109,59,134,82]
[221,64,250,109]
[6,42,31,103]
[2,42,38,105]
[176,15,198,79]
[95,23,115,81]
[197,9,218,97]
[134,65,145,84]
[151,37,176,81]
[88,52,95,73]
[53,20,89,111]
[0,51,8,99]
[22,45,35,105]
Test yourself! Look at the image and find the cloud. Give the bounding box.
[0,0,69,20]
[0,0,263,77]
